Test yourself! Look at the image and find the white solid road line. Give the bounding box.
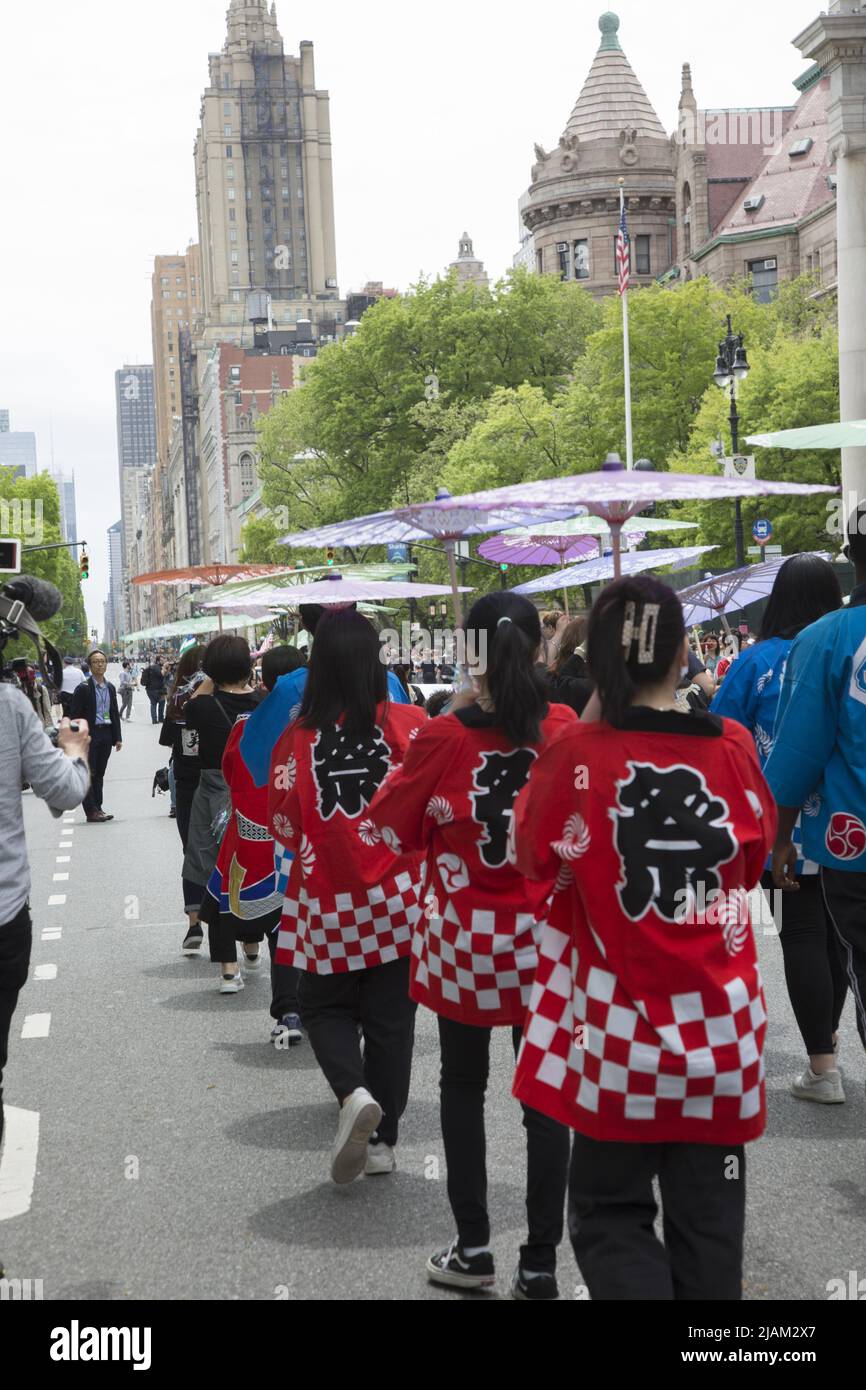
[0,1106,40,1221]
[21,1013,51,1039]
[47,895,66,906]
[34,964,58,980]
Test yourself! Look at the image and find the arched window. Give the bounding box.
[683,182,692,257]
[239,452,256,499]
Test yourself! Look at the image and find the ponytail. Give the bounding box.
[587,576,685,727]
[464,592,545,746]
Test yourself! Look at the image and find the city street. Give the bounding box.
[1,675,864,1302]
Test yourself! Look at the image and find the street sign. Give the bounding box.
[763,545,782,555]
[750,544,783,557]
[752,519,773,543]
[386,544,409,565]
[723,454,756,480]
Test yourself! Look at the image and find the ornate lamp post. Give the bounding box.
[713,315,751,567]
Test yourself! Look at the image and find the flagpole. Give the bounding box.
[619,182,634,471]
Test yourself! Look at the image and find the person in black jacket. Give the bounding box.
[70,650,122,822]
[546,616,593,716]
[141,659,167,724]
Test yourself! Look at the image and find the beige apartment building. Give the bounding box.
[194,0,342,349]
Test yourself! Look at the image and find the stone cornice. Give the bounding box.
[692,224,798,261]
[794,13,866,67]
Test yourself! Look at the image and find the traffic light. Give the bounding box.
[499,563,509,573]
[326,547,335,567]
[79,551,90,580]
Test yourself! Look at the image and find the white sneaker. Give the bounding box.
[791,1067,845,1104]
[330,1089,382,1185]
[365,1142,396,1176]
[242,948,263,972]
[219,970,245,994]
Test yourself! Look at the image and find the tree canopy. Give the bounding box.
[0,471,88,661]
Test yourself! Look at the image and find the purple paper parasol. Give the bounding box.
[512,547,718,597]
[199,572,473,610]
[676,554,831,630]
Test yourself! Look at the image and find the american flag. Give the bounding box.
[616,199,630,297]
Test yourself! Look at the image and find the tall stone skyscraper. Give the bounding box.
[114,365,156,632]
[194,0,340,347]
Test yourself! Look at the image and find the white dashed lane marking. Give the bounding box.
[52,873,69,882]
[34,964,58,980]
[41,930,61,941]
[0,1107,40,1221]
[47,895,66,906]
[21,1013,51,1039]
[56,856,70,864]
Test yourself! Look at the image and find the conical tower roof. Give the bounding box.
[564,13,667,141]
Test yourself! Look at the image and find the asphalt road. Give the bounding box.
[2,673,864,1301]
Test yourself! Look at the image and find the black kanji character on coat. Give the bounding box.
[613,762,737,922]
[313,724,391,820]
[471,748,537,868]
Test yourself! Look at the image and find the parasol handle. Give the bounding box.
[609,520,624,583]
[445,539,463,627]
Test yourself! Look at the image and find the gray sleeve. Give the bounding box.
[18,694,90,809]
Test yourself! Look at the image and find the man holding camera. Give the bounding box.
[0,686,91,1150]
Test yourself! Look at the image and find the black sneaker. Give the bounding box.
[509,1266,559,1301]
[182,927,203,954]
[427,1240,495,1291]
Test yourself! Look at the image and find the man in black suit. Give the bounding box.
[70,650,122,823]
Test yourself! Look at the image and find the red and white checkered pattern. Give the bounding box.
[276,868,422,974]
[412,892,543,1027]
[514,919,767,1143]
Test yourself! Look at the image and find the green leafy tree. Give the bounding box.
[0,472,88,661]
[256,270,601,536]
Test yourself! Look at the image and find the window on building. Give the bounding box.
[282,207,291,221]
[262,207,271,223]
[231,251,239,265]
[281,166,288,179]
[160,276,169,286]
[228,311,238,324]
[280,143,288,157]
[224,125,232,138]
[246,188,252,200]
[231,271,239,284]
[227,165,234,179]
[239,452,256,499]
[635,235,651,276]
[226,145,232,158]
[574,239,589,280]
[536,248,544,274]
[748,257,778,303]
[169,356,175,364]
[282,186,290,200]
[229,207,236,222]
[229,229,237,242]
[162,290,171,299]
[557,244,571,281]
[683,182,692,257]
[231,290,240,302]
[228,187,235,200]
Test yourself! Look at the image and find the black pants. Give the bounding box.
[299,956,416,1148]
[568,1135,746,1300]
[148,694,165,724]
[822,868,866,1049]
[205,916,299,1018]
[119,687,134,719]
[175,778,197,851]
[762,871,848,1055]
[0,904,33,1149]
[83,727,114,815]
[437,1017,570,1273]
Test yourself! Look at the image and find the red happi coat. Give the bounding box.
[367,703,578,1026]
[200,717,283,935]
[268,701,427,975]
[511,709,777,1146]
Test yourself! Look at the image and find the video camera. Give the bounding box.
[0,574,64,693]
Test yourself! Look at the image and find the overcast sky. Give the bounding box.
[0,0,821,626]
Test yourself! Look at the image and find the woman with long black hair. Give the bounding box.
[369,592,576,1299]
[511,576,775,1301]
[160,644,205,953]
[268,608,426,1185]
[712,554,847,1102]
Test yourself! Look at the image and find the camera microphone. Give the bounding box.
[3,575,64,622]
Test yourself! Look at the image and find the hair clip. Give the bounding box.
[636,604,661,664]
[497,616,513,627]
[621,601,636,652]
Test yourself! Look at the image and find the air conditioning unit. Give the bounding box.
[763,259,777,271]
[556,242,569,252]
[743,195,765,212]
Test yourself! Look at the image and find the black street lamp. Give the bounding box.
[713,314,751,567]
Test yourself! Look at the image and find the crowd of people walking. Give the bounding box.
[59,504,866,1301]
